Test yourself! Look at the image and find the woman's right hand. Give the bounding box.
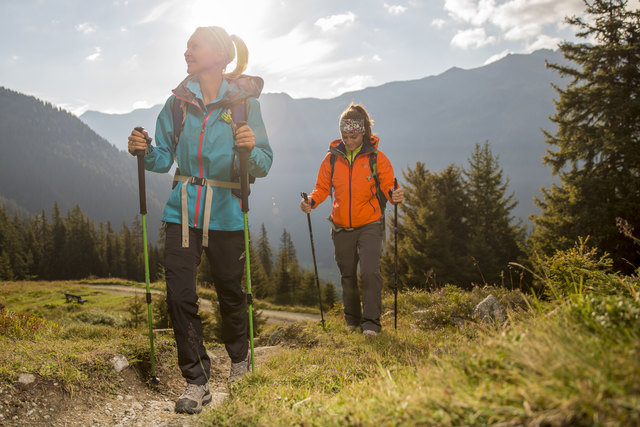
[127,128,150,155]
[300,197,312,214]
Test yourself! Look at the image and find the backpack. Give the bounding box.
[170,93,256,196]
[171,97,248,152]
[329,149,388,218]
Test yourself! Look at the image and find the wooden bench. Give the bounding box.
[64,293,87,304]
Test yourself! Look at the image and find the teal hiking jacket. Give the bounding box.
[144,75,273,231]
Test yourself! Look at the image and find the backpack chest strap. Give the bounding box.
[173,174,241,248]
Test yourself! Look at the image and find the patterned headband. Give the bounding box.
[340,118,365,134]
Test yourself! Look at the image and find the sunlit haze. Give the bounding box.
[3,0,636,115]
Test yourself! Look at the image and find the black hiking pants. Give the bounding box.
[164,222,248,385]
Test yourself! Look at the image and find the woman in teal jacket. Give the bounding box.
[128,26,272,414]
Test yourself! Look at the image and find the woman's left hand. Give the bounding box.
[391,187,404,204]
[234,124,255,152]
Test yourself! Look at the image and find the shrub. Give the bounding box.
[0,310,59,340]
[70,310,122,327]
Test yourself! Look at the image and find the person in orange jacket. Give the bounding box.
[300,103,404,336]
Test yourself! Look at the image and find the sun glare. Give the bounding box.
[182,0,269,47]
[180,0,274,74]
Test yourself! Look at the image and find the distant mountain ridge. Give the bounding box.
[0,87,171,241]
[1,49,568,283]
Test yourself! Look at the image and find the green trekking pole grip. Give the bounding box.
[301,192,326,329]
[134,126,159,385]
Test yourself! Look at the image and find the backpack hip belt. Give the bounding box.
[173,174,241,248]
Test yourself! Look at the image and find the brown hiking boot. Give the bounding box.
[228,352,251,383]
[175,383,212,414]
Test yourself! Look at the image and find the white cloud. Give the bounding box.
[451,27,496,49]
[86,47,102,61]
[491,0,583,35]
[444,0,494,26]
[76,22,97,35]
[132,100,153,110]
[372,54,382,62]
[138,1,174,25]
[330,75,375,95]
[315,12,356,31]
[431,18,446,29]
[525,34,562,52]
[253,25,335,75]
[484,48,512,65]
[444,0,585,45]
[504,23,542,40]
[384,3,408,15]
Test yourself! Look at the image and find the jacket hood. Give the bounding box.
[172,74,264,106]
[329,135,379,157]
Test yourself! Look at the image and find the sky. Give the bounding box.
[2,0,636,116]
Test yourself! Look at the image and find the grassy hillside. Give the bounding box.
[1,244,639,425]
[210,244,639,426]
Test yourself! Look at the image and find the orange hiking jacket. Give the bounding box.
[309,136,396,229]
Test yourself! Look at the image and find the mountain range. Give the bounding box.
[79,49,568,282]
[0,49,568,284]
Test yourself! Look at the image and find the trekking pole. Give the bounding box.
[392,178,399,330]
[301,192,326,329]
[134,126,159,385]
[231,105,255,373]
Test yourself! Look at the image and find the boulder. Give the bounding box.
[472,295,507,324]
[111,355,129,373]
[18,374,35,385]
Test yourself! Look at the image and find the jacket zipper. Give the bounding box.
[173,93,214,228]
[348,160,353,228]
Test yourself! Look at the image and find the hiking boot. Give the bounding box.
[228,352,251,383]
[363,329,378,337]
[175,383,212,414]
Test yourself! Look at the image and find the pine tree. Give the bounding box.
[274,229,300,305]
[299,270,318,307]
[256,223,274,277]
[25,211,47,279]
[530,0,640,272]
[383,163,473,289]
[122,222,138,281]
[241,233,271,300]
[48,202,67,279]
[323,282,338,310]
[0,251,12,281]
[65,205,100,279]
[465,141,525,285]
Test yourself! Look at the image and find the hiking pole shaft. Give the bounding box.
[134,127,158,384]
[231,104,255,373]
[243,212,255,373]
[301,192,326,329]
[239,149,255,372]
[393,178,398,330]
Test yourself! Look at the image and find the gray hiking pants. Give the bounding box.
[331,221,383,332]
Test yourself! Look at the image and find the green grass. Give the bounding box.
[1,245,639,425]
[204,248,640,426]
[0,280,175,394]
[254,300,321,315]
[0,281,134,323]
